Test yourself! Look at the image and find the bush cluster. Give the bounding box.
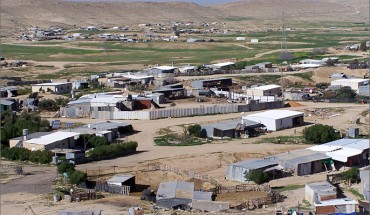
[245,169,270,185]
[87,141,138,159]
[57,162,87,185]
[2,146,52,164]
[187,124,202,137]
[303,124,340,144]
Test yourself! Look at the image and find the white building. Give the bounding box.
[331,78,369,93]
[246,84,282,97]
[242,110,304,131]
[206,62,235,70]
[32,82,72,94]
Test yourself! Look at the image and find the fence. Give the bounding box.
[71,188,97,202]
[83,101,284,120]
[95,182,130,196]
[148,164,211,182]
[213,184,271,194]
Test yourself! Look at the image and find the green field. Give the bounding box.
[2,26,367,66]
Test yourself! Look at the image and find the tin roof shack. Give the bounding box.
[226,159,279,182]
[156,181,215,211]
[32,82,72,94]
[201,119,262,139]
[246,84,282,97]
[331,78,369,93]
[0,87,18,97]
[191,78,232,89]
[146,66,178,78]
[309,139,370,167]
[305,181,337,205]
[284,91,310,101]
[0,99,17,112]
[107,175,135,189]
[359,168,370,201]
[314,198,357,215]
[21,131,80,151]
[268,149,330,176]
[153,88,186,100]
[242,110,304,131]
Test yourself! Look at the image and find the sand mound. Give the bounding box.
[286,101,305,107]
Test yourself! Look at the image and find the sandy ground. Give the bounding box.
[1,102,368,214]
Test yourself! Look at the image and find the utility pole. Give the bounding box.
[280,12,287,103]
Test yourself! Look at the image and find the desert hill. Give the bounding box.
[1,0,225,35]
[213,0,368,22]
[1,0,368,36]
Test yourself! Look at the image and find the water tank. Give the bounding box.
[22,129,28,140]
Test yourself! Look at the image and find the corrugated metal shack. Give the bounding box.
[267,149,330,176]
[226,159,279,182]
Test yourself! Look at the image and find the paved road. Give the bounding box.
[1,166,56,195]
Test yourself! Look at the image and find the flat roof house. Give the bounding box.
[331,78,369,93]
[305,181,337,205]
[246,84,282,97]
[32,82,72,94]
[242,110,304,131]
[21,131,80,151]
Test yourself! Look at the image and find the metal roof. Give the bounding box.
[193,77,232,83]
[157,181,194,200]
[243,110,304,120]
[268,149,329,163]
[309,139,369,162]
[25,132,80,145]
[68,98,92,105]
[249,84,281,91]
[10,132,53,141]
[64,121,131,134]
[228,159,278,169]
[107,175,134,184]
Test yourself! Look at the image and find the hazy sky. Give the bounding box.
[67,0,240,5]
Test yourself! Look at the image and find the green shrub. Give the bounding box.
[57,162,75,174]
[87,141,138,159]
[29,150,52,164]
[187,124,202,137]
[2,147,31,161]
[91,136,109,147]
[303,124,340,144]
[245,169,270,185]
[38,99,57,111]
[69,170,87,185]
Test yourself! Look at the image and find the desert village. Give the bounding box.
[1,0,370,215]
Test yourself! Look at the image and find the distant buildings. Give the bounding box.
[32,82,72,94]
